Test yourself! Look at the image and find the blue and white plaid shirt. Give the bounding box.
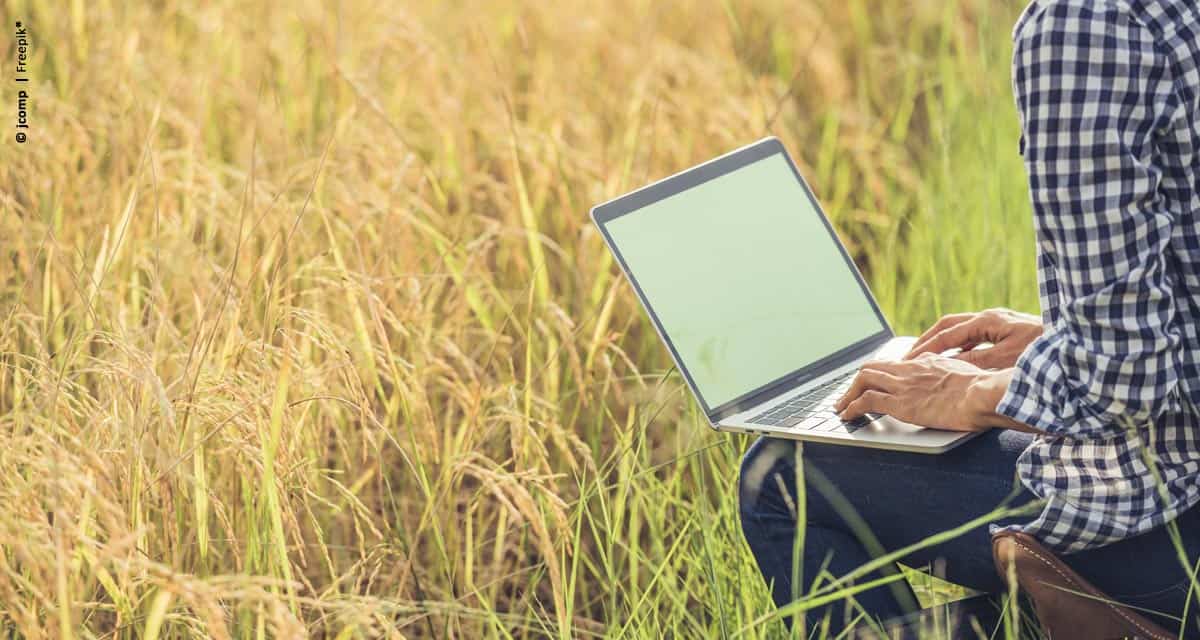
[996,0,1200,553]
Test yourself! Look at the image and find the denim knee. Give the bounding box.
[738,437,798,525]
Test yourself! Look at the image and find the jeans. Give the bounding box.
[738,429,1200,638]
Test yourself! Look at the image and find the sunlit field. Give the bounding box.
[0,0,1041,637]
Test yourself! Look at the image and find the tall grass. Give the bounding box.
[0,0,1035,637]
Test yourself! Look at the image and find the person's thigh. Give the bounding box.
[1064,506,1200,635]
[742,428,1200,634]
[743,428,1039,593]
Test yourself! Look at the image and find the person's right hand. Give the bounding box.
[904,308,1043,370]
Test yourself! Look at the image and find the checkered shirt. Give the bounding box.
[994,0,1200,552]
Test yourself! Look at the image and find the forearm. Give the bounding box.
[967,368,1045,434]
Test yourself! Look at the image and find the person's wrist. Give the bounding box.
[966,369,1014,429]
[966,368,1044,433]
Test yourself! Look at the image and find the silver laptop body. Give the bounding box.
[590,137,978,454]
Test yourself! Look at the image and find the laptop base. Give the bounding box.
[717,336,982,454]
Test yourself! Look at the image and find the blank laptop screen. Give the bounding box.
[604,152,886,409]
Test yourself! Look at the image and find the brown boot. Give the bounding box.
[991,530,1173,640]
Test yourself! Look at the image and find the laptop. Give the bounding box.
[590,137,979,453]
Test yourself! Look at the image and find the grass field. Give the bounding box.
[0,0,1046,637]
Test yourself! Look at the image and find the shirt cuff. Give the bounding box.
[995,332,1122,440]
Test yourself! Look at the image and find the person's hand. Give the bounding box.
[904,308,1042,370]
[833,354,1000,431]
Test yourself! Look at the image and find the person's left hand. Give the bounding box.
[833,353,996,432]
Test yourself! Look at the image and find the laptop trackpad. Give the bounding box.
[864,415,924,435]
[852,414,970,447]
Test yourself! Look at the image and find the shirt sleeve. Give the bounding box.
[996,2,1184,440]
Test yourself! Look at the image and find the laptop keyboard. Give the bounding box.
[748,371,875,433]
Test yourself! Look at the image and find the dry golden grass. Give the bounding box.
[0,0,1035,637]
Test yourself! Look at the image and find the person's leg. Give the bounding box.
[739,427,1200,637]
[738,429,1039,635]
[738,437,914,631]
[1059,506,1200,637]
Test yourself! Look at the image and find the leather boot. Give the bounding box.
[992,530,1173,640]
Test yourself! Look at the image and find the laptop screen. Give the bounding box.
[601,150,887,411]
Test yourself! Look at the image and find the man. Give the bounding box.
[740,0,1200,636]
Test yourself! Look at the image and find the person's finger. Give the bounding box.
[955,345,1005,370]
[907,313,974,358]
[955,347,986,367]
[834,367,901,412]
[913,312,973,346]
[906,317,989,360]
[838,390,895,419]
